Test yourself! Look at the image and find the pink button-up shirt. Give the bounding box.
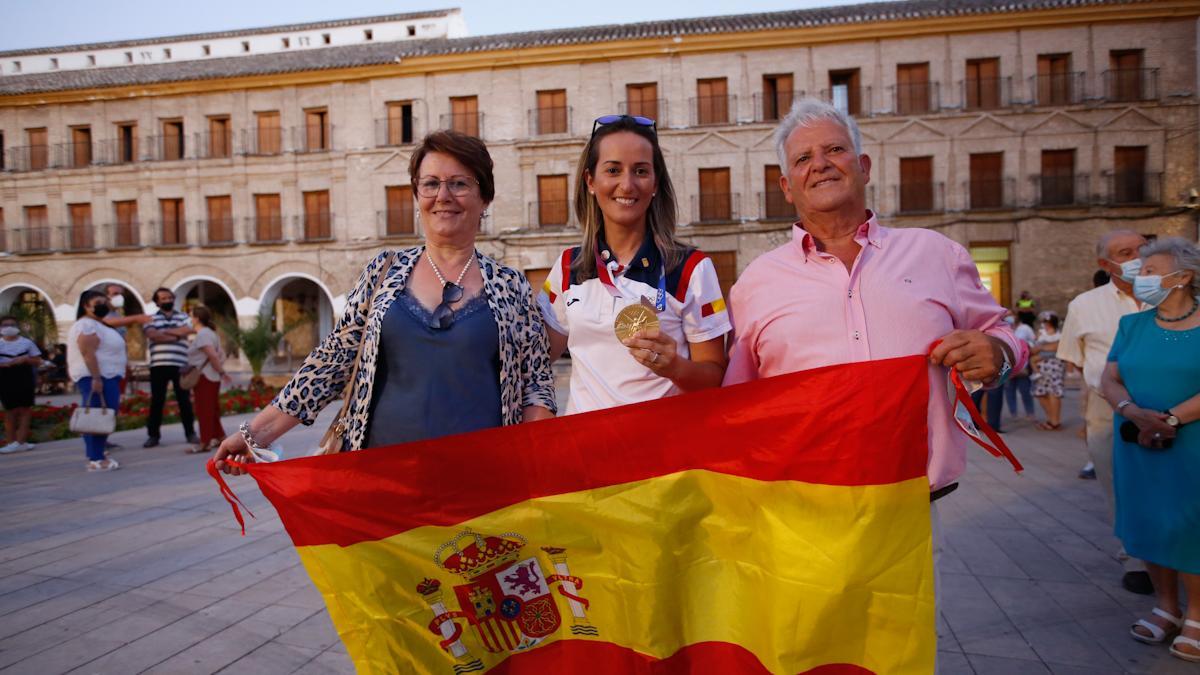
[724,214,1029,489]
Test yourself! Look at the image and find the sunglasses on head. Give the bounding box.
[429,282,464,330]
[591,114,656,138]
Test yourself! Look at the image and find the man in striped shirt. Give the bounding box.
[143,287,198,448]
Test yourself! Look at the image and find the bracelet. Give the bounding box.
[239,421,272,454]
[1116,399,1133,412]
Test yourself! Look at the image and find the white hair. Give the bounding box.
[1140,236,1200,295]
[773,97,864,169]
[1095,229,1142,258]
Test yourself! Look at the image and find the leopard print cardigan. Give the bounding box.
[271,247,557,451]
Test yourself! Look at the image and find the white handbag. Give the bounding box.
[70,393,116,435]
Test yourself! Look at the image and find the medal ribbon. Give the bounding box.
[594,249,667,311]
[929,340,1023,473]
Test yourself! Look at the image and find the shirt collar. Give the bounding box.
[791,211,882,261]
[597,230,662,283]
[1105,280,1141,306]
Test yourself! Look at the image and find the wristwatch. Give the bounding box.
[1164,409,1181,428]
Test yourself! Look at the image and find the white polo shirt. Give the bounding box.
[1057,281,1142,390]
[538,238,732,414]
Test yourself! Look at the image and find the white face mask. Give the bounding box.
[0,326,19,338]
[1105,258,1142,283]
[109,294,126,309]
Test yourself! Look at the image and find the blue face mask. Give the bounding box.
[1107,258,1142,283]
[1132,271,1183,307]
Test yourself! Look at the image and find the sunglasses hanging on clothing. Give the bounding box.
[425,249,474,330]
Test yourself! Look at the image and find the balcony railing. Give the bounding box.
[690,95,737,126]
[1032,173,1091,207]
[107,221,142,249]
[963,178,1017,211]
[242,129,284,156]
[960,77,1012,110]
[197,131,234,160]
[818,86,872,117]
[529,106,571,136]
[439,112,484,138]
[199,218,237,247]
[1031,72,1086,106]
[148,219,190,248]
[890,82,940,115]
[753,91,804,123]
[62,141,95,168]
[95,137,146,165]
[893,182,946,214]
[293,125,334,154]
[1104,171,1162,206]
[60,224,97,252]
[690,193,740,224]
[1103,68,1159,103]
[377,209,418,238]
[9,227,53,254]
[299,214,333,242]
[617,99,668,124]
[144,134,188,161]
[757,191,793,221]
[250,215,287,244]
[374,117,420,147]
[528,200,573,228]
[5,145,57,172]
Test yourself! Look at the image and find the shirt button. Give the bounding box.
[848,290,854,298]
[854,331,861,340]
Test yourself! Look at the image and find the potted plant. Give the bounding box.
[217,313,310,391]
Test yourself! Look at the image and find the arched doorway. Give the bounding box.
[258,276,334,372]
[175,278,238,356]
[87,281,148,361]
[0,285,58,352]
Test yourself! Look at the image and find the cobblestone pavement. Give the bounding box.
[0,377,1193,674]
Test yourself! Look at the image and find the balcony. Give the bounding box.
[617,99,668,124]
[1032,173,1091,207]
[8,227,53,254]
[439,112,484,138]
[963,178,1017,211]
[106,221,142,250]
[377,209,418,238]
[690,95,737,127]
[893,182,945,215]
[690,193,740,224]
[1104,171,1162,206]
[374,117,420,147]
[818,86,872,117]
[1031,72,1086,106]
[753,91,804,123]
[61,141,96,169]
[250,215,287,245]
[529,107,571,136]
[298,214,334,242]
[5,145,58,172]
[756,191,793,221]
[960,77,1012,110]
[196,131,235,160]
[293,125,334,154]
[95,137,146,165]
[1103,68,1159,103]
[528,200,574,228]
[242,129,284,156]
[890,82,940,115]
[148,219,191,248]
[143,135,188,162]
[60,224,97,252]
[199,218,237,247]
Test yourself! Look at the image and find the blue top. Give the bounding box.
[365,288,503,448]
[1107,308,1200,572]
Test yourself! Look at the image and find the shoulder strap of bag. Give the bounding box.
[317,252,396,454]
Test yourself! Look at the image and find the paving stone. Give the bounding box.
[966,653,1052,674]
[292,649,355,674]
[220,641,322,674]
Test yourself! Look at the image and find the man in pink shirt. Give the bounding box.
[724,98,1029,495]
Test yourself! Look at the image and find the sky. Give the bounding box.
[0,0,871,52]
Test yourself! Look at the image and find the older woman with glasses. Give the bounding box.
[216,130,556,474]
[537,114,731,413]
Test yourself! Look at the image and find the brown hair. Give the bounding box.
[408,130,495,203]
[571,118,685,282]
[191,304,213,328]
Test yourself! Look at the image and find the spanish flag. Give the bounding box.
[212,355,936,674]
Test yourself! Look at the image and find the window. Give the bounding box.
[896,63,931,115]
[1109,50,1144,102]
[536,90,567,135]
[696,78,729,125]
[87,55,95,66]
[12,61,21,73]
[68,203,93,250]
[763,165,791,219]
[242,41,250,52]
[969,153,1003,209]
[707,251,738,302]
[698,168,732,221]
[385,185,415,235]
[159,198,185,246]
[255,111,281,154]
[386,102,414,145]
[1037,54,1072,105]
[450,96,479,137]
[829,69,862,116]
[626,83,658,120]
[965,58,1000,110]
[899,157,934,212]
[304,108,329,152]
[113,200,139,247]
[303,190,331,240]
[124,52,133,63]
[202,45,211,56]
[281,37,290,48]
[364,29,374,41]
[1040,149,1076,206]
[161,119,184,160]
[70,126,92,168]
[1113,146,1147,204]
[24,206,49,251]
[322,33,331,45]
[205,196,233,244]
[163,48,171,59]
[50,58,59,69]
[26,128,48,171]
[117,123,138,163]
[537,175,569,226]
[207,116,231,158]
[254,194,282,242]
[407,25,416,37]
[762,74,794,121]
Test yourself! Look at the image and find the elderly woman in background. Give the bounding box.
[186,305,232,455]
[216,130,556,474]
[1100,237,1200,662]
[68,290,127,472]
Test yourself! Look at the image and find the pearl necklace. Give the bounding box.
[1157,297,1199,323]
[426,249,474,289]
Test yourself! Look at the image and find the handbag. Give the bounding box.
[315,253,396,455]
[69,392,116,435]
[180,366,203,390]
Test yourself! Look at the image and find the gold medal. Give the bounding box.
[614,304,659,342]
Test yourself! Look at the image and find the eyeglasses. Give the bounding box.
[591,114,656,138]
[429,282,464,330]
[416,176,479,198]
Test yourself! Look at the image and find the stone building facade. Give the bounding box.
[0,0,1196,366]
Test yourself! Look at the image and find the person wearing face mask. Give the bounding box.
[67,290,127,471]
[142,287,198,448]
[1031,311,1064,430]
[538,115,731,413]
[215,131,556,476]
[1099,237,1200,661]
[0,315,44,454]
[1058,229,1150,594]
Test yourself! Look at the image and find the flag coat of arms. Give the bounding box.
[214,355,937,673]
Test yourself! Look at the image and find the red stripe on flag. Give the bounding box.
[242,356,930,547]
[560,248,572,293]
[673,250,708,302]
